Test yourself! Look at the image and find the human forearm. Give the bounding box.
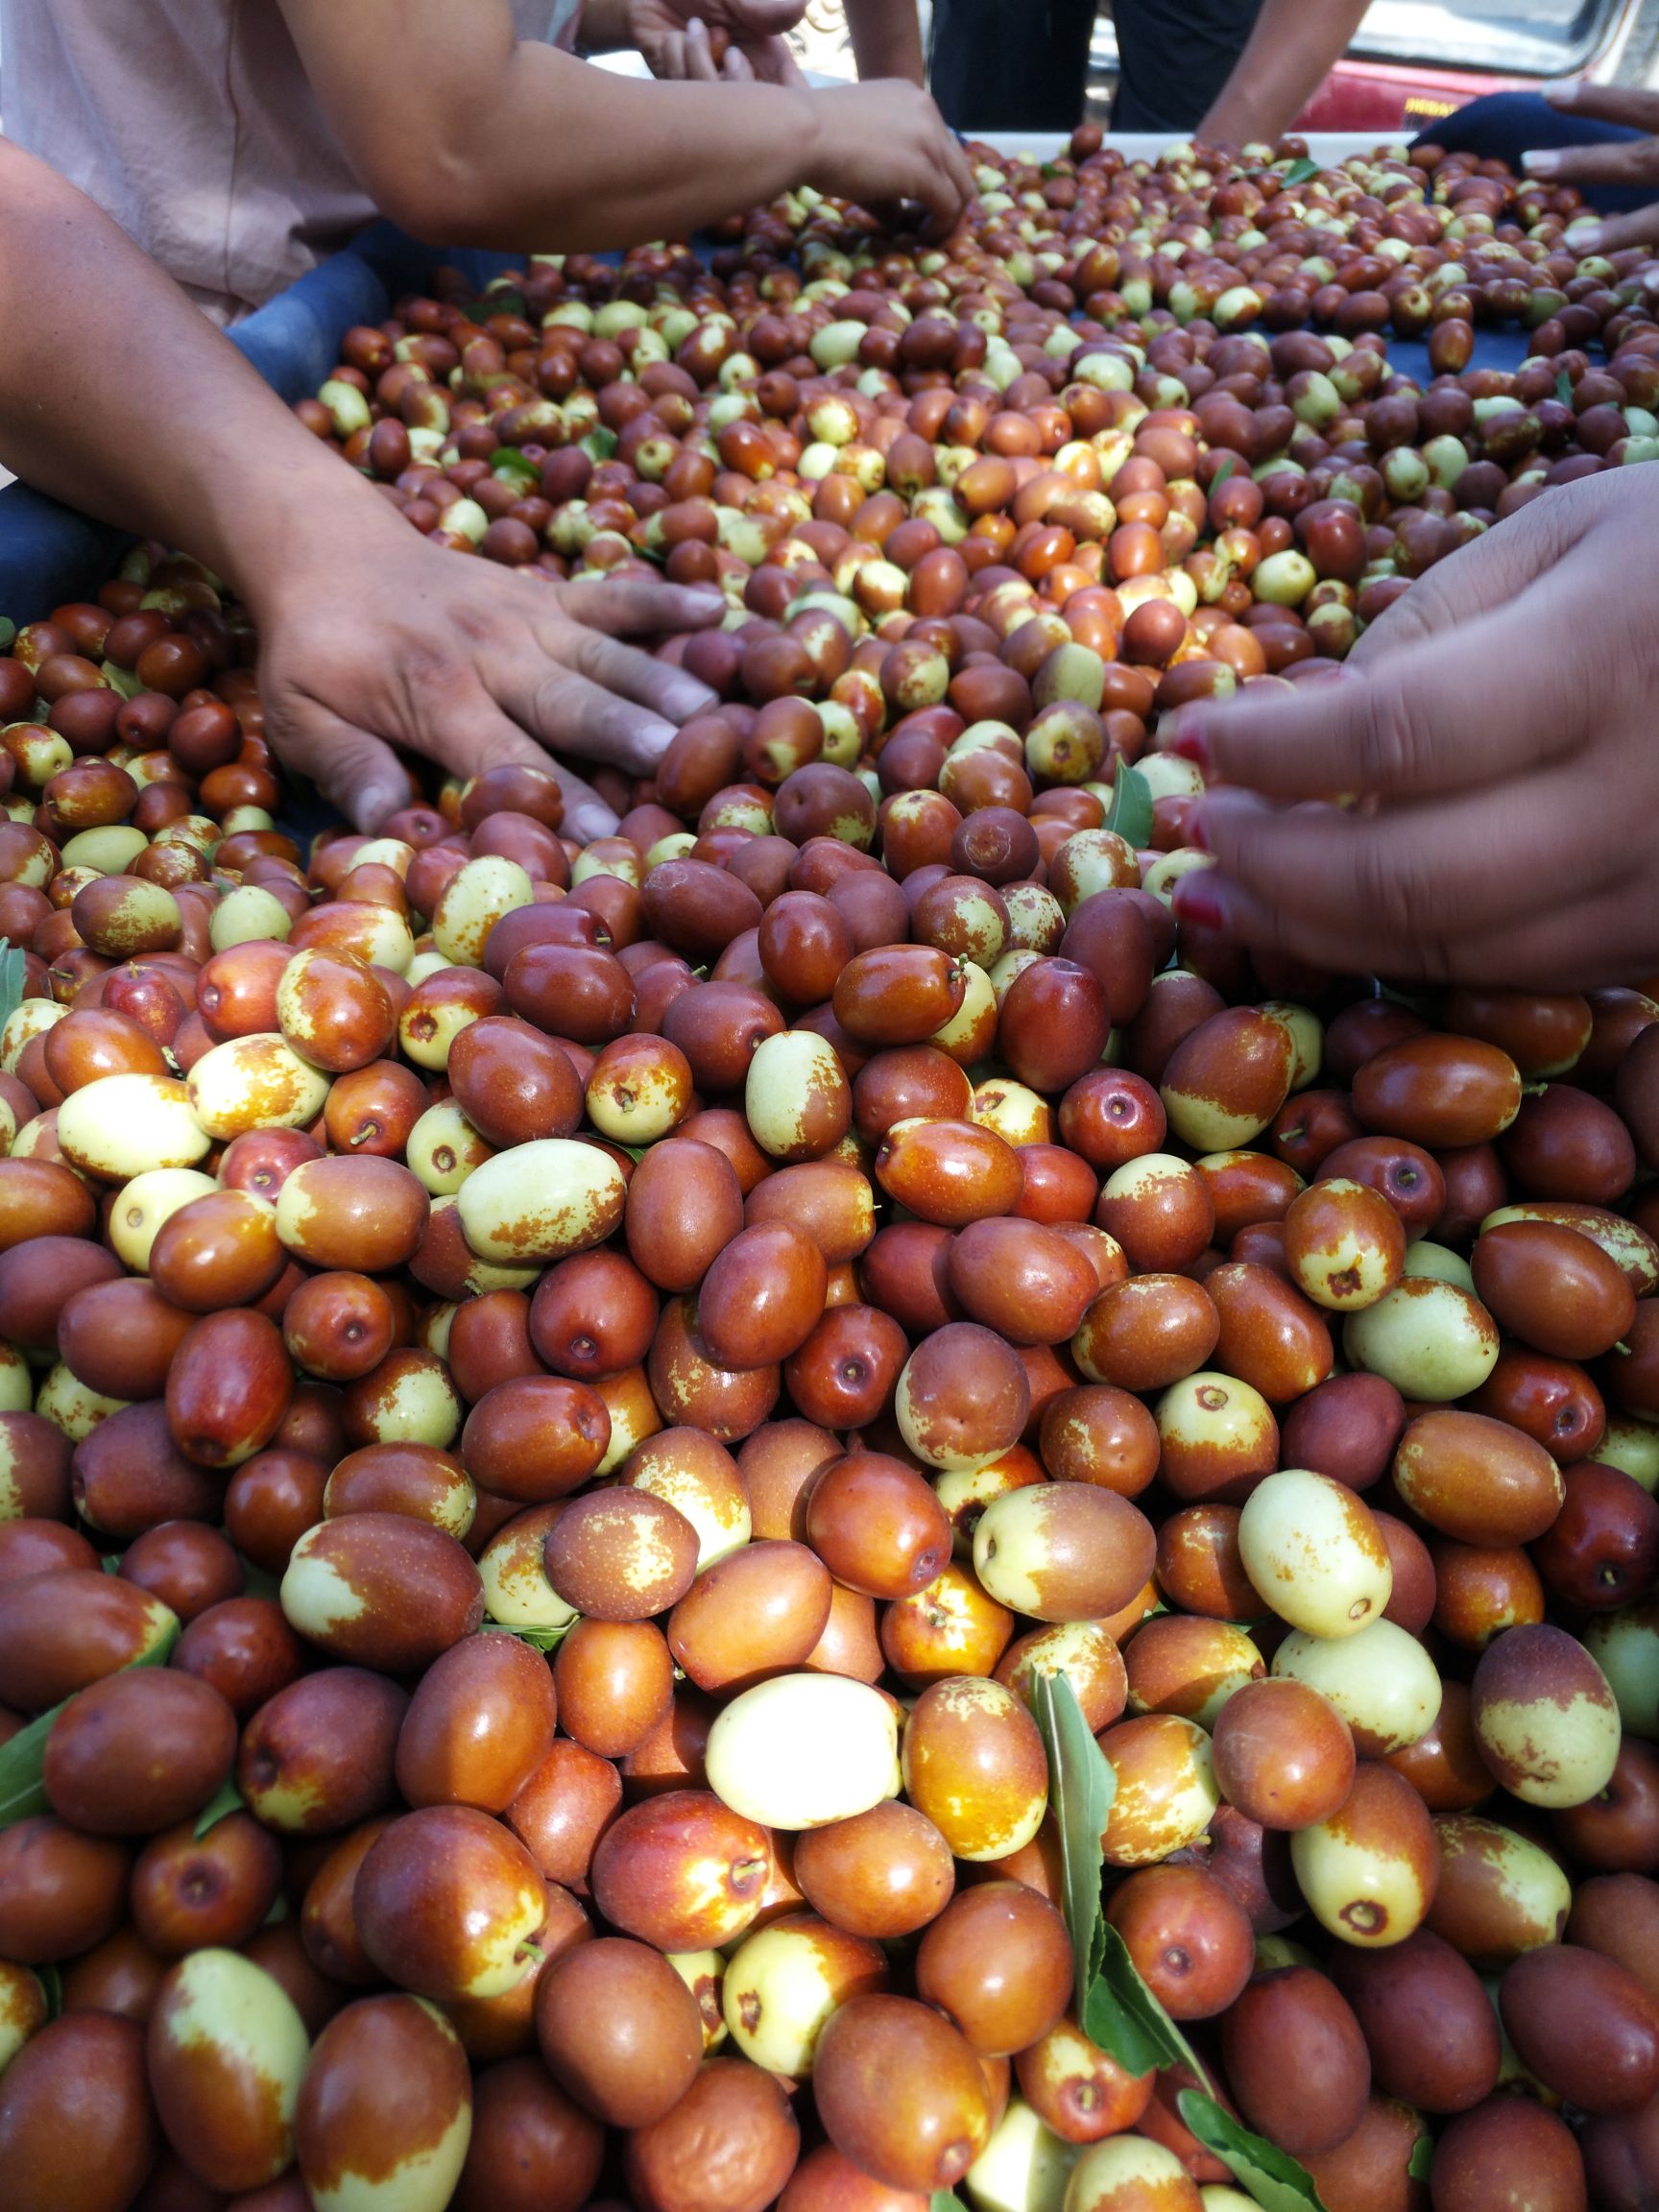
[282,0,828,250]
[1197,0,1369,147]
[0,141,396,604]
[842,0,925,83]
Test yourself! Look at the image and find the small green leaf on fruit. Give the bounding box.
[1085,1922,1202,2079]
[579,428,619,464]
[1407,2130,1433,2183]
[0,619,15,650]
[1177,2090,1332,2212]
[1556,369,1573,405]
[236,1556,281,1601]
[931,2195,971,2212]
[0,1704,60,1830]
[1105,760,1154,850]
[1029,1670,1116,2008]
[0,942,25,1033]
[494,1623,571,1652]
[194,1777,246,1839]
[1211,455,1236,490]
[490,446,541,488]
[1283,157,1319,184]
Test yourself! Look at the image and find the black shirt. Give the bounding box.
[1112,0,1265,132]
[927,0,1263,136]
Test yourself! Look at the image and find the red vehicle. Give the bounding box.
[1078,0,1659,134]
[1303,0,1659,132]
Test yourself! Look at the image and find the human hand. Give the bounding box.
[1166,469,1659,990]
[1526,84,1659,251]
[803,80,976,238]
[252,504,724,837]
[627,0,805,84]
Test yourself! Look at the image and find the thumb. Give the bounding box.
[723,0,804,29]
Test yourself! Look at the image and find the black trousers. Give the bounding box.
[927,0,1262,136]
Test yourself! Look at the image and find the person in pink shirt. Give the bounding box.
[0,0,972,830]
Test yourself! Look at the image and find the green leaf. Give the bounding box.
[490,446,541,488]
[36,1962,61,2020]
[1555,368,1573,406]
[1210,454,1236,491]
[0,1618,178,1831]
[1177,2090,1332,2212]
[1105,760,1154,850]
[491,1622,572,1652]
[0,619,15,651]
[236,1556,281,1602]
[930,2196,971,2212]
[0,942,25,1033]
[579,428,618,464]
[100,1553,121,1575]
[1282,156,1319,184]
[1029,1671,1116,2010]
[1407,2130,1433,2183]
[0,1703,60,1829]
[1085,1922,1202,2079]
[194,1776,246,1838]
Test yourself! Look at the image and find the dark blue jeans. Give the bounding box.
[1424,91,1651,214]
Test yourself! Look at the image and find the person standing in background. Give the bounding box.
[846,0,1372,144]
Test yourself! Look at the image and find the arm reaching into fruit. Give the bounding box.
[1196,0,1371,150]
[1168,468,1659,990]
[278,0,972,245]
[0,140,723,838]
[1524,85,1659,252]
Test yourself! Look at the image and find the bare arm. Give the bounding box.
[278,0,969,245]
[1196,0,1371,148]
[842,0,926,84]
[0,139,728,838]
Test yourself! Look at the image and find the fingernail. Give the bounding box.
[684,587,726,613]
[1566,215,1604,246]
[1539,78,1580,99]
[660,678,716,722]
[358,783,404,832]
[569,805,618,844]
[687,14,706,31]
[634,716,680,761]
[1171,872,1231,933]
[1167,711,1211,772]
[1522,150,1560,177]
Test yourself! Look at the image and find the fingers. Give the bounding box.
[543,762,622,847]
[723,0,805,31]
[1190,759,1609,974]
[682,16,723,79]
[1542,81,1659,131]
[555,572,724,643]
[756,37,806,85]
[272,707,415,836]
[1174,849,1655,992]
[722,42,756,78]
[1175,596,1576,804]
[507,636,691,776]
[1552,199,1659,255]
[1523,134,1659,187]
